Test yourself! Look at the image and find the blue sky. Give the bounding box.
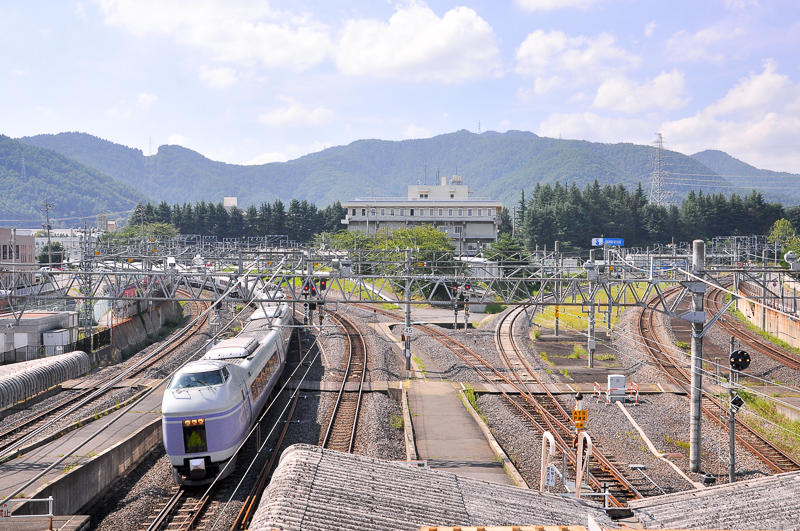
[2,0,799,174]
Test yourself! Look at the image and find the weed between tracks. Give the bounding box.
[463,385,488,424]
[568,345,586,359]
[389,413,404,429]
[738,390,800,458]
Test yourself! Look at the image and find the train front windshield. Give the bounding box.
[169,369,225,389]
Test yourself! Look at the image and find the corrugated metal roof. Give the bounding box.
[250,444,616,531]
[628,471,800,530]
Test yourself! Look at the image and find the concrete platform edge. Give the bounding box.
[15,417,162,516]
[402,387,418,461]
[457,386,530,489]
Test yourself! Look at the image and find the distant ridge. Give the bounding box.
[691,150,800,204]
[22,130,742,210]
[0,135,145,226]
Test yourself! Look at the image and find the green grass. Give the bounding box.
[728,306,800,357]
[560,368,571,379]
[485,303,507,314]
[532,328,540,340]
[463,385,488,424]
[663,436,690,450]
[675,341,690,350]
[412,355,427,375]
[738,390,800,458]
[568,344,586,359]
[595,353,616,361]
[389,413,404,429]
[538,351,554,366]
[380,303,400,310]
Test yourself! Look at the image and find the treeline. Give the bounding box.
[130,199,346,243]
[518,181,799,250]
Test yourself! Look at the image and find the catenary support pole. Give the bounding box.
[689,239,705,473]
[404,250,411,372]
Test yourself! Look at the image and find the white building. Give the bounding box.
[342,175,502,253]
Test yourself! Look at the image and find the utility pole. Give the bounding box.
[404,250,411,372]
[689,240,706,473]
[42,198,54,267]
[586,250,597,368]
[554,241,560,337]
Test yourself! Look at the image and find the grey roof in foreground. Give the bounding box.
[250,444,615,531]
[628,470,800,530]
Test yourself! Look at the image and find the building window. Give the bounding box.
[450,194,454,198]
[477,208,483,216]
[351,209,356,216]
[438,208,443,216]
[380,208,385,216]
[419,193,428,199]
[390,208,395,216]
[454,226,462,234]
[429,208,434,216]
[410,208,415,216]
[400,208,405,216]
[448,208,453,216]
[362,208,366,216]
[458,208,463,216]
[467,208,473,216]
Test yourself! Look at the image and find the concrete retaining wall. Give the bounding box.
[103,300,183,364]
[736,290,800,349]
[15,418,162,516]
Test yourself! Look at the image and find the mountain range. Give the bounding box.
[3,130,798,227]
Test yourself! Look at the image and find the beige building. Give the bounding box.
[342,175,502,254]
[0,228,35,269]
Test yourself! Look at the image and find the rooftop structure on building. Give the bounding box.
[224,197,238,211]
[342,175,502,254]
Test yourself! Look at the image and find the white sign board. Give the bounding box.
[404,327,413,336]
[545,465,557,487]
[0,502,11,520]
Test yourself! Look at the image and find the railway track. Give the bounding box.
[0,294,210,460]
[494,306,644,504]
[322,313,366,453]
[411,317,639,506]
[707,283,800,371]
[638,294,800,474]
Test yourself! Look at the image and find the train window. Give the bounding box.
[169,370,225,389]
[221,367,230,381]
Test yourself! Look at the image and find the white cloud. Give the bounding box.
[538,112,652,144]
[137,93,157,110]
[666,26,746,64]
[593,70,688,113]
[199,66,238,88]
[92,0,331,70]
[336,2,500,82]
[258,96,334,127]
[107,103,131,119]
[168,133,190,146]
[515,0,601,11]
[404,124,432,138]
[644,21,656,38]
[515,30,639,92]
[660,61,800,171]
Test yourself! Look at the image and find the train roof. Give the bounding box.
[250,304,287,321]
[204,337,259,360]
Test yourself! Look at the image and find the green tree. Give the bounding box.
[37,242,64,264]
[768,218,797,248]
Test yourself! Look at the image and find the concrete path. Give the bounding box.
[408,381,514,485]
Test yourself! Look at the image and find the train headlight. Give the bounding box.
[184,420,191,427]
[198,418,204,425]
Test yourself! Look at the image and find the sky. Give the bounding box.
[2,0,800,174]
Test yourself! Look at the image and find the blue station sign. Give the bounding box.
[591,238,625,246]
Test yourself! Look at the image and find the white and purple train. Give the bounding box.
[161,294,293,485]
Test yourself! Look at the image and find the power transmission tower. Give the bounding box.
[21,155,27,182]
[41,198,54,266]
[649,133,669,205]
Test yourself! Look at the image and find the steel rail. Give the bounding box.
[638,293,800,473]
[0,294,210,462]
[321,313,366,453]
[415,321,634,506]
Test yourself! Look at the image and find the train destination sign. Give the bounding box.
[591,238,624,246]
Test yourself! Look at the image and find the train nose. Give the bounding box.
[189,458,206,480]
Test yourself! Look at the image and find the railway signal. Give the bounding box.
[730,349,750,371]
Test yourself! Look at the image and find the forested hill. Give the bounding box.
[21,130,747,209]
[0,135,146,226]
[691,150,800,204]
